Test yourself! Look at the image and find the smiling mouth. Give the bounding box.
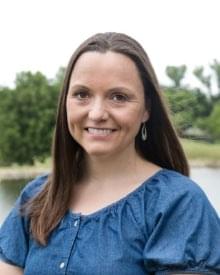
[85,127,116,136]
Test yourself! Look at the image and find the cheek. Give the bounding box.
[116,108,145,131]
[66,101,85,126]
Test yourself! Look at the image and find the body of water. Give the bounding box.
[0,168,219,225]
[190,167,220,216]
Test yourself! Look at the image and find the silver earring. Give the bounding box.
[141,123,147,141]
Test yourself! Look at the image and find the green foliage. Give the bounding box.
[165,65,187,88]
[164,88,212,133]
[193,66,212,97]
[204,103,220,141]
[0,71,60,165]
[210,59,220,93]
[52,67,66,87]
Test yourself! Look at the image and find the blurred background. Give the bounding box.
[0,0,220,224]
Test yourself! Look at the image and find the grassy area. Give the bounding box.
[0,159,51,181]
[181,138,220,167]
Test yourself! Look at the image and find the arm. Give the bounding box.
[0,261,23,275]
[143,175,220,274]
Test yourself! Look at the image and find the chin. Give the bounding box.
[86,150,110,157]
[85,147,114,158]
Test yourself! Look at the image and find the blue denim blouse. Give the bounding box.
[0,169,220,275]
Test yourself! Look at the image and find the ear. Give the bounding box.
[142,109,149,123]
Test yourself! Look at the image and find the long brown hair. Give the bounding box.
[26,32,189,245]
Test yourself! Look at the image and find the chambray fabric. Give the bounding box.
[0,169,220,275]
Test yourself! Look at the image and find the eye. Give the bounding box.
[72,90,90,100]
[111,93,128,102]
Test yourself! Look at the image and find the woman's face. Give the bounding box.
[66,51,149,159]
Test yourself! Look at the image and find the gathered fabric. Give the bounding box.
[0,169,220,275]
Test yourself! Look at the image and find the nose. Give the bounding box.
[88,98,108,121]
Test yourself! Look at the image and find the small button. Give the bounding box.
[74,220,78,227]
[59,262,65,269]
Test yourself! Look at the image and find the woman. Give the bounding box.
[0,32,220,275]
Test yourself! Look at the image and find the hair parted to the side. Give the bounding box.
[25,32,189,245]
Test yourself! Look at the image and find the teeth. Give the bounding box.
[87,128,114,135]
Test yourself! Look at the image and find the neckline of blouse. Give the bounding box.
[67,168,167,220]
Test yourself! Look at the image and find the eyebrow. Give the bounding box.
[69,84,133,94]
[69,84,90,91]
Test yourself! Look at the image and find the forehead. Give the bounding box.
[69,51,143,88]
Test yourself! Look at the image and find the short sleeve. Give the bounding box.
[0,174,48,268]
[143,175,220,274]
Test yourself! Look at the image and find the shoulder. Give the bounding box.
[0,174,49,267]
[144,169,217,223]
[147,168,206,203]
[18,173,49,205]
[143,170,220,273]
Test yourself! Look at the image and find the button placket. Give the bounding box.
[59,216,81,273]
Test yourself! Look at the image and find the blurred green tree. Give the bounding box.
[193,66,212,98]
[0,71,59,165]
[201,102,220,141]
[210,59,220,95]
[164,88,212,134]
[165,65,187,88]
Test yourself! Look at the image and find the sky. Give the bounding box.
[0,0,220,91]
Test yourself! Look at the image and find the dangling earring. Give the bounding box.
[141,123,147,141]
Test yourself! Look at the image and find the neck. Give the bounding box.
[82,147,148,185]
